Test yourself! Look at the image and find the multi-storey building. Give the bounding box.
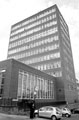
[7,4,78,105]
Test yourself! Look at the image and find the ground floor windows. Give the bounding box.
[17,70,54,99]
[0,69,6,97]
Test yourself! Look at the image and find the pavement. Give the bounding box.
[0,112,45,120]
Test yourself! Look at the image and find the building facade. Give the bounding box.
[76,79,79,100]
[7,5,78,105]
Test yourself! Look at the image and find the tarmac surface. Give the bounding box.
[0,113,44,120]
[0,112,79,120]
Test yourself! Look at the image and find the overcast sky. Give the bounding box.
[0,0,79,79]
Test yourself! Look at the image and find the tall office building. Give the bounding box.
[7,5,78,104]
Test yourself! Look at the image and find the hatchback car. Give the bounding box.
[71,108,79,114]
[36,106,62,120]
[60,107,71,117]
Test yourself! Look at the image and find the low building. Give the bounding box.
[0,59,65,108]
[0,59,78,109]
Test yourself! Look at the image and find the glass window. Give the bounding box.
[17,71,23,98]
[0,70,6,97]
[17,70,54,99]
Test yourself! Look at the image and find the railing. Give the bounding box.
[0,98,31,115]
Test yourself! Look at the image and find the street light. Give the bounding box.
[34,91,37,100]
[34,86,38,100]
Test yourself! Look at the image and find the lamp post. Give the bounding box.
[34,91,36,101]
[34,86,38,100]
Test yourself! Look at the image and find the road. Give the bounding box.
[0,113,79,120]
[0,113,43,120]
[63,114,79,120]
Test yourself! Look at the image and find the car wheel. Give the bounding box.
[58,118,61,120]
[34,113,38,117]
[51,115,57,120]
[72,110,75,114]
[65,113,69,117]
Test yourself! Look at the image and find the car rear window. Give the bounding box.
[56,107,61,112]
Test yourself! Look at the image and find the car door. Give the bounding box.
[45,107,53,118]
[39,107,46,117]
[61,108,66,114]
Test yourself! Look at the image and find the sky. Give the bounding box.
[0,0,79,79]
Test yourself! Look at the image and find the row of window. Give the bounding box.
[8,52,60,64]
[12,7,56,31]
[10,26,58,42]
[59,13,68,31]
[64,49,73,66]
[63,40,71,60]
[34,61,61,71]
[11,15,57,36]
[63,43,75,83]
[9,35,59,49]
[8,44,59,60]
[60,19,69,36]
[61,26,70,42]
[62,37,72,65]
[63,48,75,82]
[64,55,73,70]
[8,28,58,55]
[61,32,70,49]
[22,52,60,65]
[63,44,73,63]
[48,71,62,77]
[17,70,54,99]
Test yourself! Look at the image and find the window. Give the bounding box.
[0,70,6,97]
[50,71,62,77]
[17,70,54,99]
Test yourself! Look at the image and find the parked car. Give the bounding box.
[60,107,71,117]
[34,109,39,117]
[35,106,62,120]
[71,108,79,114]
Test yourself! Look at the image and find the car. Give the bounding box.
[35,106,62,120]
[71,108,79,114]
[60,107,71,117]
[34,109,39,117]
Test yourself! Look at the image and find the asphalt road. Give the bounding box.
[63,114,79,120]
[0,113,79,120]
[0,113,43,120]
[0,113,28,120]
